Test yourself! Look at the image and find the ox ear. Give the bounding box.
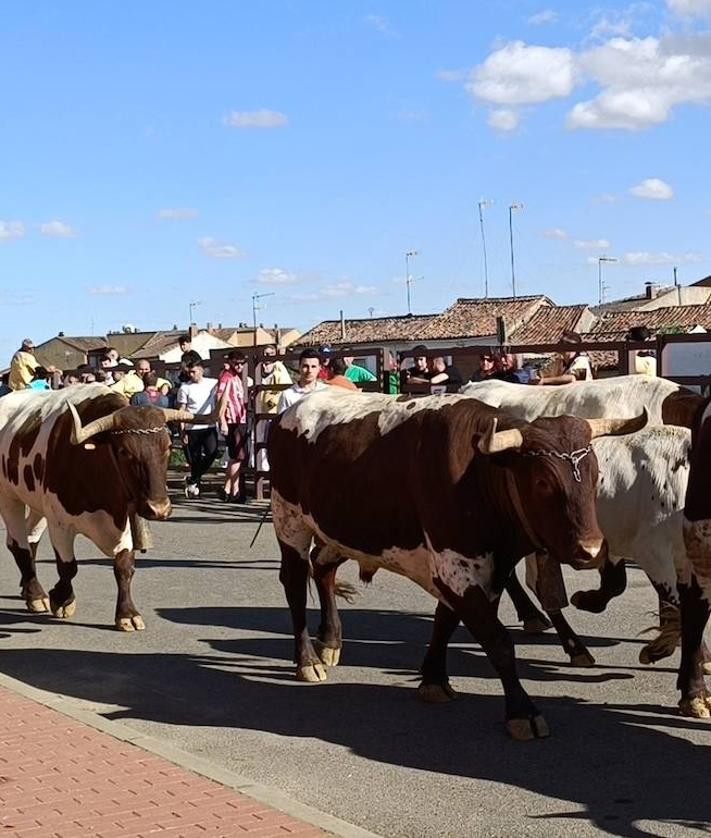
[478,418,524,455]
[585,407,648,440]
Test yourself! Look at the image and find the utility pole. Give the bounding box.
[405,250,419,314]
[478,199,493,298]
[597,256,617,305]
[508,203,523,298]
[674,265,681,305]
[252,292,275,346]
[188,300,201,328]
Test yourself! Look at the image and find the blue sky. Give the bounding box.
[2,0,711,360]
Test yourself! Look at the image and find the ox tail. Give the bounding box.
[638,603,681,664]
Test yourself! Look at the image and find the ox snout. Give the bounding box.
[143,498,172,521]
[569,538,606,570]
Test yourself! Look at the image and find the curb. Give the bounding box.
[0,671,379,838]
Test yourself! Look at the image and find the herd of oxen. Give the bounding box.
[1,376,711,741]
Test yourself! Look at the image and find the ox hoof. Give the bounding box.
[417,683,459,703]
[679,697,711,719]
[296,663,327,683]
[27,597,50,613]
[523,615,552,634]
[570,591,606,614]
[116,615,145,632]
[51,599,76,619]
[506,715,550,741]
[569,650,595,668]
[314,641,341,667]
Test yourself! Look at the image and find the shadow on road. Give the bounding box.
[0,604,709,836]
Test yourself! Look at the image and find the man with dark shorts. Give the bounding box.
[217,351,252,502]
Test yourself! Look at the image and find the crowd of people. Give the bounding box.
[1,330,655,502]
[0,336,378,505]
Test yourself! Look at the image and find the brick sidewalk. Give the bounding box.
[0,686,326,838]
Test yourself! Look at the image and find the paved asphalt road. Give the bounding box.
[1,478,710,837]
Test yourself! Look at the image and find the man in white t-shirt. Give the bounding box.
[278,348,329,413]
[176,359,219,498]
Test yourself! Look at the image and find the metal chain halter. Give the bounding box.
[110,426,167,436]
[523,445,593,483]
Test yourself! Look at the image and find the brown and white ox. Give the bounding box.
[268,388,645,740]
[0,384,197,630]
[461,376,711,719]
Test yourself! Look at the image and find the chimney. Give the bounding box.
[189,324,198,339]
[206,321,213,332]
[645,282,660,300]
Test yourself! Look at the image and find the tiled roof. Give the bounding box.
[131,331,184,359]
[509,305,589,345]
[58,336,108,352]
[419,296,551,340]
[587,304,711,340]
[294,314,438,346]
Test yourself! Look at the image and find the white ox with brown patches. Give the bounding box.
[0,384,197,630]
[268,387,645,740]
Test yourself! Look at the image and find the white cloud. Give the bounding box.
[224,109,288,129]
[667,0,711,19]
[528,9,558,26]
[364,14,398,35]
[543,227,569,240]
[321,281,377,298]
[158,208,198,220]
[463,26,711,132]
[436,68,467,82]
[629,177,674,199]
[198,237,245,259]
[568,35,711,131]
[88,285,129,296]
[0,221,25,241]
[487,108,520,131]
[40,220,78,238]
[0,291,33,305]
[575,238,611,250]
[288,292,322,304]
[593,193,619,204]
[468,41,578,106]
[623,250,702,265]
[396,109,428,122]
[257,267,298,285]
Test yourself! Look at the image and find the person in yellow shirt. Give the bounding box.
[109,363,145,398]
[9,339,41,390]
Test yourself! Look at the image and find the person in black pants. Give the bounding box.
[176,360,219,498]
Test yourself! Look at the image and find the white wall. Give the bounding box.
[160,331,232,362]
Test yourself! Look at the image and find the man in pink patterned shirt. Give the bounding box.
[217,351,252,503]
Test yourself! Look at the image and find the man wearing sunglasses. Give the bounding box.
[217,351,253,503]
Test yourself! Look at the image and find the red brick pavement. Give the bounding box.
[0,686,327,838]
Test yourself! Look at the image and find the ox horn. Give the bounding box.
[478,418,524,455]
[161,408,197,423]
[69,403,120,445]
[585,407,648,440]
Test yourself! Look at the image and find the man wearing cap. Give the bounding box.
[109,363,145,398]
[9,339,42,390]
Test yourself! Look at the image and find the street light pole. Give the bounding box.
[508,203,523,298]
[478,199,493,298]
[597,255,617,305]
[405,250,419,314]
[188,300,201,328]
[252,292,276,331]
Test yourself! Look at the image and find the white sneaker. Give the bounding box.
[185,482,200,498]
